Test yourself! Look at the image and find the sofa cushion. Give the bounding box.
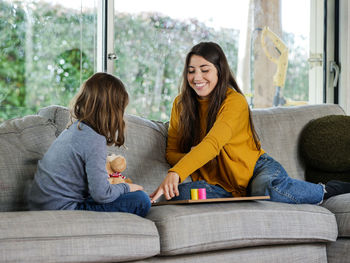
[322,193,350,237]
[135,244,328,263]
[327,238,350,263]
[300,115,350,172]
[252,104,345,181]
[147,201,337,256]
[299,115,350,184]
[0,115,57,212]
[0,210,160,262]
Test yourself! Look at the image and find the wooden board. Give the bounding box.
[152,196,270,206]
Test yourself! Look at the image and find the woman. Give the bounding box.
[150,42,350,204]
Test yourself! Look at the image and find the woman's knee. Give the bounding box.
[248,173,271,196]
[249,156,289,195]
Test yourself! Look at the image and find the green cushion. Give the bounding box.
[300,115,350,173]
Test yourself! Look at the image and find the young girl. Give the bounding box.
[28,72,151,217]
[150,42,350,204]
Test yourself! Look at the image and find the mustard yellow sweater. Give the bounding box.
[166,88,264,197]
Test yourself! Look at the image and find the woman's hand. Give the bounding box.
[150,172,180,203]
[127,183,144,192]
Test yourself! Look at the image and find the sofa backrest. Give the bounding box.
[0,115,58,211]
[251,104,345,180]
[39,104,346,189]
[0,103,346,211]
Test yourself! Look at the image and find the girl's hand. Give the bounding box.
[127,183,144,192]
[150,172,180,203]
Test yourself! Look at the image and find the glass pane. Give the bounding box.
[281,0,310,106]
[113,0,312,120]
[114,0,241,121]
[0,0,97,123]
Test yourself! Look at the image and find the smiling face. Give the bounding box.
[187,55,218,99]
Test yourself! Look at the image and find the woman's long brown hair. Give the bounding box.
[178,42,260,152]
[70,72,129,146]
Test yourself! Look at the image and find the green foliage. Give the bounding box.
[0,1,26,121]
[53,48,93,106]
[0,1,95,122]
[283,32,309,102]
[114,13,239,120]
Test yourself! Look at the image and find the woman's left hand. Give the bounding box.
[150,172,180,203]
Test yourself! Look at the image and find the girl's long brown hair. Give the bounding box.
[178,42,260,152]
[70,72,129,146]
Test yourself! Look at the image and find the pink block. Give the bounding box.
[198,188,207,199]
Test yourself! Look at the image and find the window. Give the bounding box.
[111,0,315,120]
[112,0,241,120]
[1,0,337,123]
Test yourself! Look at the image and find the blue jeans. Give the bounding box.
[75,191,151,217]
[247,153,324,204]
[172,154,324,204]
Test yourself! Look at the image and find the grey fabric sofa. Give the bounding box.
[0,103,349,263]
